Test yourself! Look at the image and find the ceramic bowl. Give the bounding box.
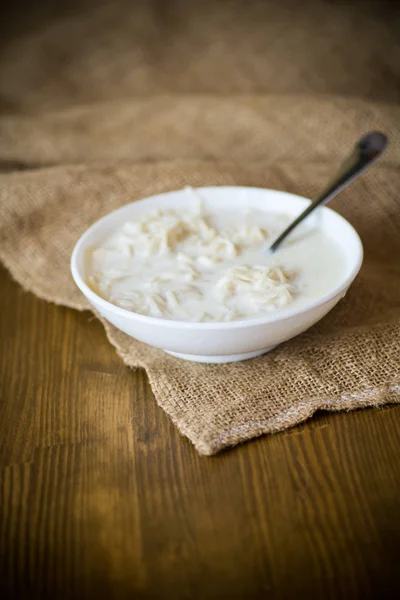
[71,186,363,363]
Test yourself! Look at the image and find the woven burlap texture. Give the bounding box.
[1,99,400,455]
[0,1,399,454]
[1,0,399,109]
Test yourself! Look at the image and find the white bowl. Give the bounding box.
[71,187,363,363]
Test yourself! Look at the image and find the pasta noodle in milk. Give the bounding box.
[87,189,345,322]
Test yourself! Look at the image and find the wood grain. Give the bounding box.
[1,263,400,600]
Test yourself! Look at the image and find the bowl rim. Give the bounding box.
[70,186,364,330]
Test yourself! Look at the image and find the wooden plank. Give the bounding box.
[1,265,399,599]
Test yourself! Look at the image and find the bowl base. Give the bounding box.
[165,346,277,364]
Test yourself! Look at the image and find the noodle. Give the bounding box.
[86,189,344,322]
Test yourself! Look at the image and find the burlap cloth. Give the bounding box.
[0,0,399,454]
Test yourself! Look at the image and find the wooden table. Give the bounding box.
[1,264,399,599]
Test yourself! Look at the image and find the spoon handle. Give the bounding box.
[269,131,388,253]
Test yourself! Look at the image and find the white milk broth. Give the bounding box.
[87,198,345,322]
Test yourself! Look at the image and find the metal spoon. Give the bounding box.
[269,131,388,253]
